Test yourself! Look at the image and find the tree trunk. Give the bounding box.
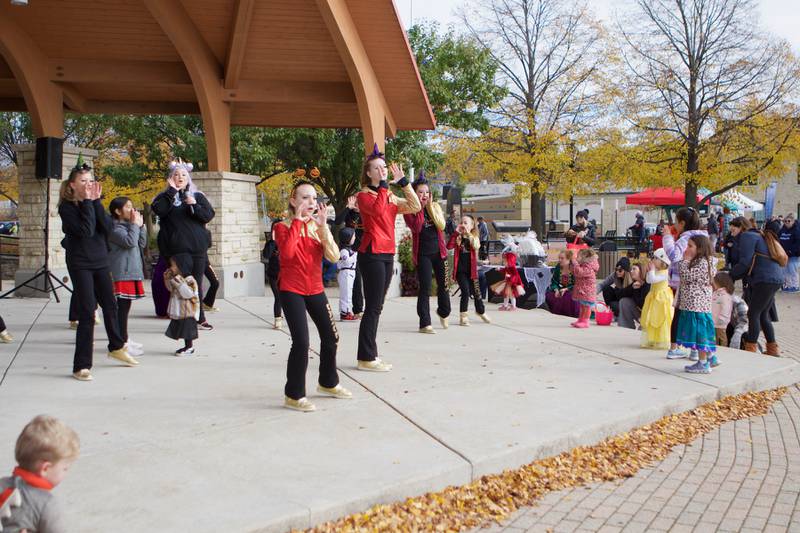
[529,186,546,238]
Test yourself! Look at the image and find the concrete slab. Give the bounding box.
[0,294,797,532]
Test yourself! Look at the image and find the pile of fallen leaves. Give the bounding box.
[303,387,786,533]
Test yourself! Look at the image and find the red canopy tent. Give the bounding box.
[626,188,708,206]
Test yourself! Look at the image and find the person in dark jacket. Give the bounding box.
[566,210,595,246]
[729,217,784,356]
[58,163,138,381]
[151,160,215,330]
[334,195,364,317]
[628,211,646,244]
[597,257,632,318]
[262,223,282,329]
[778,213,800,292]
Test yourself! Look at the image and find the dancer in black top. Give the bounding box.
[59,162,138,381]
[151,160,215,330]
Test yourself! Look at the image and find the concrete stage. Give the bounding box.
[0,294,797,532]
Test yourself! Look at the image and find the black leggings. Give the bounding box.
[456,270,485,314]
[416,253,451,328]
[68,265,125,373]
[357,253,393,361]
[268,276,282,318]
[0,315,5,331]
[281,291,339,400]
[203,263,219,307]
[745,282,781,344]
[190,255,207,323]
[116,298,132,343]
[670,308,681,344]
[352,265,364,315]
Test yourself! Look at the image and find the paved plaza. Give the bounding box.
[477,292,800,533]
[0,292,798,532]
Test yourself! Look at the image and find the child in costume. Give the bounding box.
[448,215,491,325]
[675,235,717,373]
[711,272,734,359]
[640,248,674,349]
[727,293,749,350]
[0,415,80,533]
[492,238,525,311]
[164,253,200,356]
[570,248,599,328]
[337,227,358,321]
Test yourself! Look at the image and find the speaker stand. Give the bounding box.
[1,174,71,301]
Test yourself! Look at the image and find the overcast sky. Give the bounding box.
[394,0,800,55]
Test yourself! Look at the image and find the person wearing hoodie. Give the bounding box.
[662,207,708,359]
[778,213,800,292]
[729,217,785,356]
[597,257,633,317]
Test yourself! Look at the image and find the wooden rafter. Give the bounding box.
[50,59,192,85]
[0,17,63,137]
[316,0,396,153]
[224,0,254,90]
[223,80,356,104]
[143,0,231,171]
[59,83,87,113]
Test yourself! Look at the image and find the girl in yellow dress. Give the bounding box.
[640,248,674,349]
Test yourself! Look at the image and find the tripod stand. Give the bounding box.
[1,176,71,301]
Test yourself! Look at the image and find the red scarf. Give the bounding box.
[13,466,54,491]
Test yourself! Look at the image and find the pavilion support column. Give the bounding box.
[12,145,98,297]
[191,171,263,298]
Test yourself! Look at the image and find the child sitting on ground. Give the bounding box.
[0,415,80,532]
[337,227,358,321]
[640,248,674,349]
[164,253,200,356]
[712,272,734,359]
[546,250,578,318]
[570,248,599,328]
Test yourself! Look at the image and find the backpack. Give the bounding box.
[748,231,788,275]
[763,230,789,267]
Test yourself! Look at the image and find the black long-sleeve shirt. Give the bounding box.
[334,207,364,250]
[151,187,215,257]
[59,199,112,270]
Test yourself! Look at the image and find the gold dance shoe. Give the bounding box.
[72,369,93,381]
[439,315,449,329]
[459,312,470,326]
[273,317,283,330]
[107,348,139,367]
[419,325,436,334]
[317,384,353,399]
[478,313,492,324]
[0,330,12,343]
[284,396,316,412]
[357,358,393,372]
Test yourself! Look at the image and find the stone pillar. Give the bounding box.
[191,171,263,298]
[12,144,97,297]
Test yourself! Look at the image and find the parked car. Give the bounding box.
[0,221,18,235]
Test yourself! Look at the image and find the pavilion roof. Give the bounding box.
[0,0,435,131]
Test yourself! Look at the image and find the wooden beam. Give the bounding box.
[224,0,254,90]
[83,100,200,115]
[0,17,63,137]
[143,0,231,172]
[58,83,87,112]
[223,80,356,104]
[316,0,396,154]
[50,59,192,85]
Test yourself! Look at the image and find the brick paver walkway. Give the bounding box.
[476,292,800,533]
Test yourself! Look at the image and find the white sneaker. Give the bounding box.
[126,343,144,357]
[127,339,143,350]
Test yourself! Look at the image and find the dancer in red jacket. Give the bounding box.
[448,215,492,325]
[355,145,421,372]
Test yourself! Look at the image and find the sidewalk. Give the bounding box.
[0,293,797,532]
[476,291,800,533]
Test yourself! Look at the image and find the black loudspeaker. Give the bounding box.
[35,137,64,179]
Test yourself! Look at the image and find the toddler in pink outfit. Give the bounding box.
[570,248,600,328]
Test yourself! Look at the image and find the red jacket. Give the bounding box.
[273,218,339,295]
[357,182,421,255]
[403,202,447,265]
[447,231,479,280]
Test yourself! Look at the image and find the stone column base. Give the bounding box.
[208,262,265,300]
[11,266,71,299]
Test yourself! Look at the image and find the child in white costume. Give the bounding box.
[337,227,358,320]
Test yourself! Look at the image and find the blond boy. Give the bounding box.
[0,415,79,533]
